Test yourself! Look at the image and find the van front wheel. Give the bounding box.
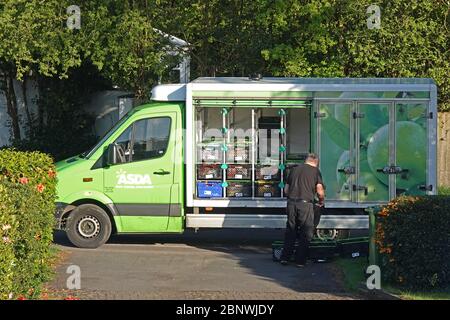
[66,204,112,248]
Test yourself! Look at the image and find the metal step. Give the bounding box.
[186,214,368,229]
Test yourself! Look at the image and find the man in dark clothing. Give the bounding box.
[280,153,325,267]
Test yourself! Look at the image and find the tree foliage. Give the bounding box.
[0,0,448,147]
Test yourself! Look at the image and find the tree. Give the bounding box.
[0,0,84,140]
[260,0,449,110]
[78,1,177,101]
[0,0,179,143]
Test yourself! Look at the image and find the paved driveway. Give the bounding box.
[48,229,358,300]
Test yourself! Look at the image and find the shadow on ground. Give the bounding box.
[52,229,366,299]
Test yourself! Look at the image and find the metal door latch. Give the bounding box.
[376,166,409,175]
[337,166,355,174]
[419,185,433,191]
[353,112,365,119]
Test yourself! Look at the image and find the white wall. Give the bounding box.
[83,90,133,139]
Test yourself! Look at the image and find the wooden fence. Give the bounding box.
[438,112,450,187]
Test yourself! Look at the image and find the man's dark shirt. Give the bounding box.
[286,163,324,202]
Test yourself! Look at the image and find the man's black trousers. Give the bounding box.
[281,200,315,264]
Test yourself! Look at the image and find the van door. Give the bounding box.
[356,103,391,202]
[394,102,428,196]
[103,113,176,232]
[317,102,392,203]
[317,102,354,202]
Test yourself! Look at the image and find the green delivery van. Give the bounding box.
[54,77,438,248]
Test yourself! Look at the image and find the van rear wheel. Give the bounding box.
[66,204,112,248]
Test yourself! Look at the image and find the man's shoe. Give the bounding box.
[280,260,288,266]
[296,263,305,268]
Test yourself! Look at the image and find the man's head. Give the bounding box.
[305,153,320,167]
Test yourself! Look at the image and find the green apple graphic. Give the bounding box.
[319,127,344,199]
[397,104,427,130]
[403,184,426,196]
[320,105,350,150]
[334,103,389,146]
[358,172,389,201]
[359,104,389,145]
[334,104,351,129]
[338,181,351,201]
[367,121,426,189]
[340,171,389,202]
[336,150,372,186]
[336,150,350,186]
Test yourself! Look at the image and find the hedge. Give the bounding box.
[376,196,450,290]
[0,149,57,299]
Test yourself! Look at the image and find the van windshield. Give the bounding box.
[81,112,133,159]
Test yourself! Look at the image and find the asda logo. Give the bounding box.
[116,169,153,189]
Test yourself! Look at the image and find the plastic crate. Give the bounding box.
[197,181,223,198]
[227,181,252,198]
[226,164,251,180]
[226,145,250,163]
[255,182,281,198]
[255,165,280,180]
[197,164,222,180]
[199,144,223,162]
[272,241,284,261]
[308,240,338,261]
[272,240,338,262]
[337,237,369,259]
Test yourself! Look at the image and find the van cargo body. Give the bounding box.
[54,77,437,248]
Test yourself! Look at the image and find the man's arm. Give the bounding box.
[316,183,325,206]
[284,184,289,196]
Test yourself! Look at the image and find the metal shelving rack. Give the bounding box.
[221,107,229,198]
[195,104,290,200]
[279,108,286,198]
[251,108,256,198]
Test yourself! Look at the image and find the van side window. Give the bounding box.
[112,117,171,163]
[114,126,133,163]
[132,117,171,161]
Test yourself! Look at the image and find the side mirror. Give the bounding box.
[106,143,118,166]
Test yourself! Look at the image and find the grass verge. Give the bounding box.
[334,257,450,300]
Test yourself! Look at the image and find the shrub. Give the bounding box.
[376,196,450,290]
[0,149,57,299]
[438,185,450,196]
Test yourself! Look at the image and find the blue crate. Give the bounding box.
[197,181,223,198]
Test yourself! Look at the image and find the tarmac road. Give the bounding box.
[48,229,360,300]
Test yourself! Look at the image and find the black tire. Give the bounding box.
[66,204,112,248]
[315,229,350,240]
